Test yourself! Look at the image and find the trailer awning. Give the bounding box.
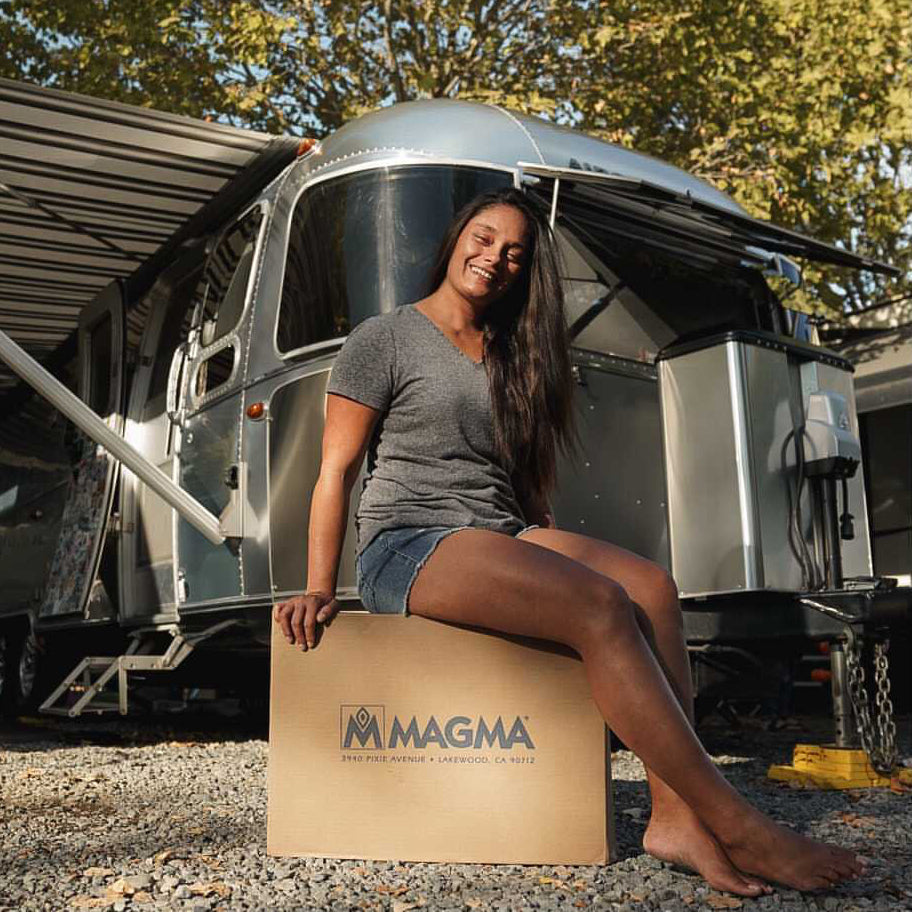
[0,78,298,394]
[521,163,899,279]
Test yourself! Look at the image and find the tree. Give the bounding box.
[573,0,912,318]
[2,0,909,318]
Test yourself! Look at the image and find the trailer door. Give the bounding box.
[38,283,124,621]
[174,206,265,606]
[119,251,204,623]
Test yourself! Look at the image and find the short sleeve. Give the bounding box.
[326,315,396,412]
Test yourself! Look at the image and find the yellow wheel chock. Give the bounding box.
[768,744,912,789]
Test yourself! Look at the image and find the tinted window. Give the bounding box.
[536,181,774,362]
[277,165,511,353]
[87,313,113,415]
[199,208,263,346]
[146,266,202,407]
[195,345,236,398]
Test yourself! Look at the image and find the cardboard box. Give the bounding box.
[268,612,615,864]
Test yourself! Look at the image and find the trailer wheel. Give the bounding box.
[0,630,10,715]
[0,626,44,718]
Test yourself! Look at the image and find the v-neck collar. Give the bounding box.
[411,304,485,367]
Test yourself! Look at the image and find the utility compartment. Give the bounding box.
[658,331,872,598]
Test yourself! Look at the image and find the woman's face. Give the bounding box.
[445,204,529,307]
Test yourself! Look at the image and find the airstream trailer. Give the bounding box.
[0,83,908,752]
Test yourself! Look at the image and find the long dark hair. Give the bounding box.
[427,187,576,502]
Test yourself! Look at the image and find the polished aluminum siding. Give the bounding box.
[553,355,669,567]
[660,339,872,597]
[267,369,361,598]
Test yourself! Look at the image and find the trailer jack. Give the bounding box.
[768,621,911,789]
[39,620,237,718]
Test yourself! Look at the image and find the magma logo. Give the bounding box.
[341,705,534,750]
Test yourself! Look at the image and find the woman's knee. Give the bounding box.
[569,577,639,650]
[638,563,681,618]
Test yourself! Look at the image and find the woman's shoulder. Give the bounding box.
[346,305,421,347]
[351,305,416,334]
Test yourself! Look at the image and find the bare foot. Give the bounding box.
[644,807,770,897]
[719,808,866,892]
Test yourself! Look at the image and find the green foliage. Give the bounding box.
[2,0,909,316]
[575,0,912,316]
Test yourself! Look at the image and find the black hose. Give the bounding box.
[781,426,822,590]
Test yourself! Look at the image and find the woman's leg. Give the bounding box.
[408,529,863,892]
[519,528,765,893]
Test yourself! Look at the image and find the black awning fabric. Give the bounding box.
[0,78,298,394]
[523,166,899,278]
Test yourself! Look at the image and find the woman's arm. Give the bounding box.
[274,393,380,649]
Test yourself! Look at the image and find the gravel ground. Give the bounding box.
[2,713,910,912]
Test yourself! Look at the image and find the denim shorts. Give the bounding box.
[356,525,539,615]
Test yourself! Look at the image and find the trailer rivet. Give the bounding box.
[246,401,266,421]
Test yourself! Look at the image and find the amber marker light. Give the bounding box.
[246,402,266,421]
[297,137,319,157]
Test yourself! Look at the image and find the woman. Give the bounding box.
[274,188,864,895]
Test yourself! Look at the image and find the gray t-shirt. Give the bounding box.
[327,304,527,553]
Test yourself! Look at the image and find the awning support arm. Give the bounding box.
[0,328,225,545]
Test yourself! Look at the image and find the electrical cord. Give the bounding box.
[780,424,824,590]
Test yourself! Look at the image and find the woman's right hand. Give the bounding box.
[273,591,340,650]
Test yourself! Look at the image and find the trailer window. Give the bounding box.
[197,208,263,346]
[537,180,776,363]
[276,165,511,354]
[87,313,113,415]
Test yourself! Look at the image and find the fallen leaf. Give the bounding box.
[376,884,409,896]
[706,894,743,909]
[574,902,588,908]
[392,902,419,912]
[82,867,115,878]
[189,882,231,898]
[106,879,135,897]
[838,813,879,829]
[70,898,108,909]
[539,876,567,887]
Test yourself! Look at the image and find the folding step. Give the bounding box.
[39,620,236,718]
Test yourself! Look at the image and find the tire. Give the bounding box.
[0,629,11,716]
[0,626,45,718]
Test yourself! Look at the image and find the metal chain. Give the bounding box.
[873,641,898,772]
[845,635,898,776]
